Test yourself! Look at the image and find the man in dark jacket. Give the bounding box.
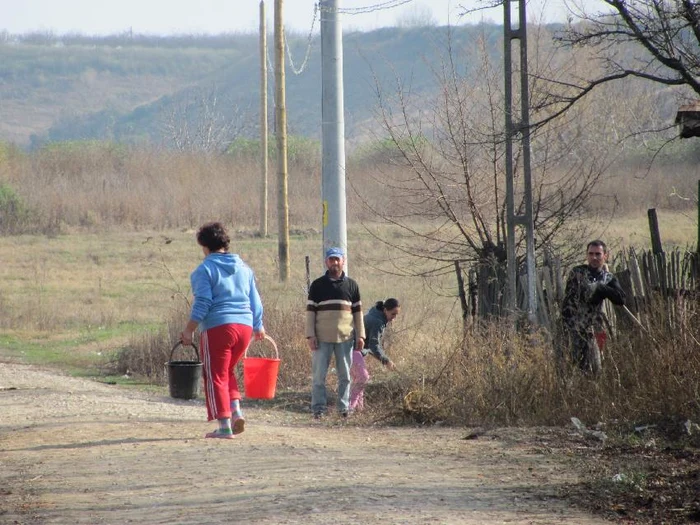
[561,240,626,372]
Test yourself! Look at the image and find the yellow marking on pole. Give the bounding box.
[323,200,328,227]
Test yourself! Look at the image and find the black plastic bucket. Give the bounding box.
[166,342,203,400]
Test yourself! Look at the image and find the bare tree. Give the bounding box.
[161,87,250,153]
[535,0,700,129]
[354,28,617,285]
[395,4,438,28]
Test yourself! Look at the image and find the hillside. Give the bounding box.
[0,25,506,148]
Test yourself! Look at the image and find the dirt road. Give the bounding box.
[0,362,610,524]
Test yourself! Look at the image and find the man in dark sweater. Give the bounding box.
[306,247,365,418]
[561,240,626,373]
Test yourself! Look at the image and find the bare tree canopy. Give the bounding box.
[161,87,250,153]
[355,28,617,280]
[543,0,700,126]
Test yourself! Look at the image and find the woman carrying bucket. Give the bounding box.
[349,298,400,413]
[181,222,265,440]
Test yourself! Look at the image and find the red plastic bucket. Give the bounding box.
[243,335,280,400]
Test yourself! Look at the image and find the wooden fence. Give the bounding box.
[614,248,699,312]
[462,248,699,334]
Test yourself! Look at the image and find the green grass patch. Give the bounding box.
[0,321,162,376]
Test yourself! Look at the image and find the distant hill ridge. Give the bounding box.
[0,25,517,148]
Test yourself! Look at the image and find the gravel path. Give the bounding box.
[0,362,610,524]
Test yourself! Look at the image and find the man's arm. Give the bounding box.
[306,281,318,350]
[351,281,365,350]
[591,274,625,306]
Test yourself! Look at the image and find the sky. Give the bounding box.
[0,0,592,36]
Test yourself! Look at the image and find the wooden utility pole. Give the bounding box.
[274,0,290,281]
[259,0,268,238]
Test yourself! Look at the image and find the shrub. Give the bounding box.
[115,290,312,393]
[364,295,700,429]
[227,134,321,171]
[350,135,429,168]
[116,307,189,383]
[0,181,33,234]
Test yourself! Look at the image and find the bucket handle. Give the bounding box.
[244,334,279,359]
[169,341,200,362]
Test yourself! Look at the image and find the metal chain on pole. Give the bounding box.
[286,4,318,75]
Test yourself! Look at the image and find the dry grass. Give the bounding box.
[0,143,697,235]
[357,297,699,429]
[2,231,698,430]
[0,144,698,429]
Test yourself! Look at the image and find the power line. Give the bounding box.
[277,0,416,76]
[319,0,416,15]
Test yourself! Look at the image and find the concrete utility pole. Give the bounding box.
[504,0,537,322]
[320,0,348,271]
[259,0,268,238]
[274,0,290,281]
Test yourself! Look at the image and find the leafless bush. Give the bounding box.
[160,87,250,153]
[599,295,700,423]
[116,283,313,392]
[361,295,699,427]
[115,309,189,383]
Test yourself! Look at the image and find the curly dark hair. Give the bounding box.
[196,222,230,252]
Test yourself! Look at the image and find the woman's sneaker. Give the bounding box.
[205,429,234,439]
[232,415,245,435]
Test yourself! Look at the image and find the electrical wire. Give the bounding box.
[272,0,416,75]
[331,0,416,15]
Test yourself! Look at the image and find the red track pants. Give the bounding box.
[200,323,253,421]
[595,331,607,352]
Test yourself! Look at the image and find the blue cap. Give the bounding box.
[325,247,344,259]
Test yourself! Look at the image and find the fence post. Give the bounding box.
[648,208,663,255]
[454,261,469,332]
[468,268,478,324]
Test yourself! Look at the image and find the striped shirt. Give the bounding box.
[306,272,365,343]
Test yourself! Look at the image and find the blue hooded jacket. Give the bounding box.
[189,252,264,333]
[362,306,390,365]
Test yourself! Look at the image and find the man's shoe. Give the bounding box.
[313,411,324,420]
[340,411,348,418]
